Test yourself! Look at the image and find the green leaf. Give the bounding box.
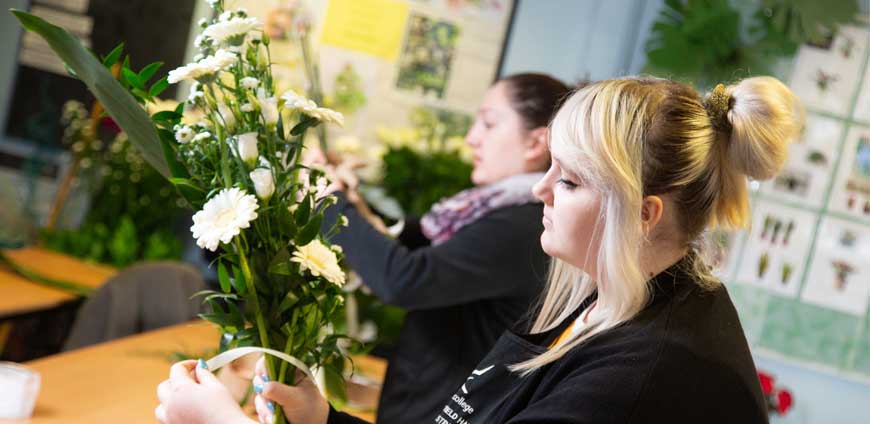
[152,110,183,122]
[218,261,232,293]
[277,292,300,315]
[323,362,347,403]
[231,264,247,296]
[122,67,145,91]
[276,203,297,238]
[290,115,318,136]
[268,248,293,276]
[149,77,170,97]
[199,312,239,328]
[295,214,322,246]
[168,177,204,192]
[295,195,311,226]
[11,10,169,178]
[101,42,124,68]
[138,61,163,83]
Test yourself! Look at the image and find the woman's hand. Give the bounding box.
[252,356,329,424]
[156,359,254,424]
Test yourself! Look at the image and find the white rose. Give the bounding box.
[258,88,279,127]
[249,168,275,200]
[217,102,236,129]
[237,132,259,165]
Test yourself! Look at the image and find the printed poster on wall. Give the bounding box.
[225,0,515,154]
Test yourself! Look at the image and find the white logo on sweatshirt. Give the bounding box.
[461,365,495,394]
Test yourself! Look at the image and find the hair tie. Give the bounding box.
[705,83,733,133]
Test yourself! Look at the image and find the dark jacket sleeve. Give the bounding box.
[326,406,371,424]
[323,193,547,311]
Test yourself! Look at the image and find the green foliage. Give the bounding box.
[380,146,473,217]
[644,0,858,88]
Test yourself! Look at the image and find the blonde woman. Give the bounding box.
[156,75,803,424]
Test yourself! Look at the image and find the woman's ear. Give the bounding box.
[641,195,664,237]
[524,127,550,166]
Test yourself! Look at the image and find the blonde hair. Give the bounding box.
[511,76,804,374]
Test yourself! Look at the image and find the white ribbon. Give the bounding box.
[204,347,314,381]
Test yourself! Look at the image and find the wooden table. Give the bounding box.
[11,321,385,423]
[0,247,116,319]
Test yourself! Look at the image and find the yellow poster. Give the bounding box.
[320,0,409,61]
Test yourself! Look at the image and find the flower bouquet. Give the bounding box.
[14,1,353,422]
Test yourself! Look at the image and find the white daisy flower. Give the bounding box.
[291,239,346,286]
[198,17,209,28]
[240,77,259,89]
[204,17,262,46]
[175,126,194,144]
[167,50,237,84]
[280,89,344,126]
[190,187,259,252]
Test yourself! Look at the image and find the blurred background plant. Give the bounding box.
[644,0,858,88]
[39,99,184,267]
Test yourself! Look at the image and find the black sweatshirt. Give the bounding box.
[323,193,549,423]
[328,256,769,423]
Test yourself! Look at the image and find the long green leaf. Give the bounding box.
[11,9,170,178]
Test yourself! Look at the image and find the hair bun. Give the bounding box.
[722,77,804,181]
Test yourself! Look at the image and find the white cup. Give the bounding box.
[0,362,40,419]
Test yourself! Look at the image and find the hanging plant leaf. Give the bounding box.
[11,10,170,178]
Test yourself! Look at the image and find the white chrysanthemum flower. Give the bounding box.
[280,89,344,126]
[193,131,212,143]
[249,168,275,200]
[167,50,237,83]
[240,77,259,89]
[204,16,262,45]
[175,126,194,144]
[306,107,344,126]
[291,239,346,286]
[218,11,233,22]
[236,132,259,165]
[190,187,259,251]
[198,17,208,28]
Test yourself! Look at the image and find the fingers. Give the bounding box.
[155,404,167,424]
[157,379,171,404]
[254,392,273,424]
[255,356,269,380]
[259,374,317,406]
[169,360,197,383]
[193,358,221,386]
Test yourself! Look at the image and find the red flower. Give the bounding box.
[776,390,793,415]
[101,116,122,135]
[758,371,774,396]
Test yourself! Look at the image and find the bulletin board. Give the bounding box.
[716,22,870,382]
[224,0,515,151]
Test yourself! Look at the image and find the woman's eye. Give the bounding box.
[557,178,578,189]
